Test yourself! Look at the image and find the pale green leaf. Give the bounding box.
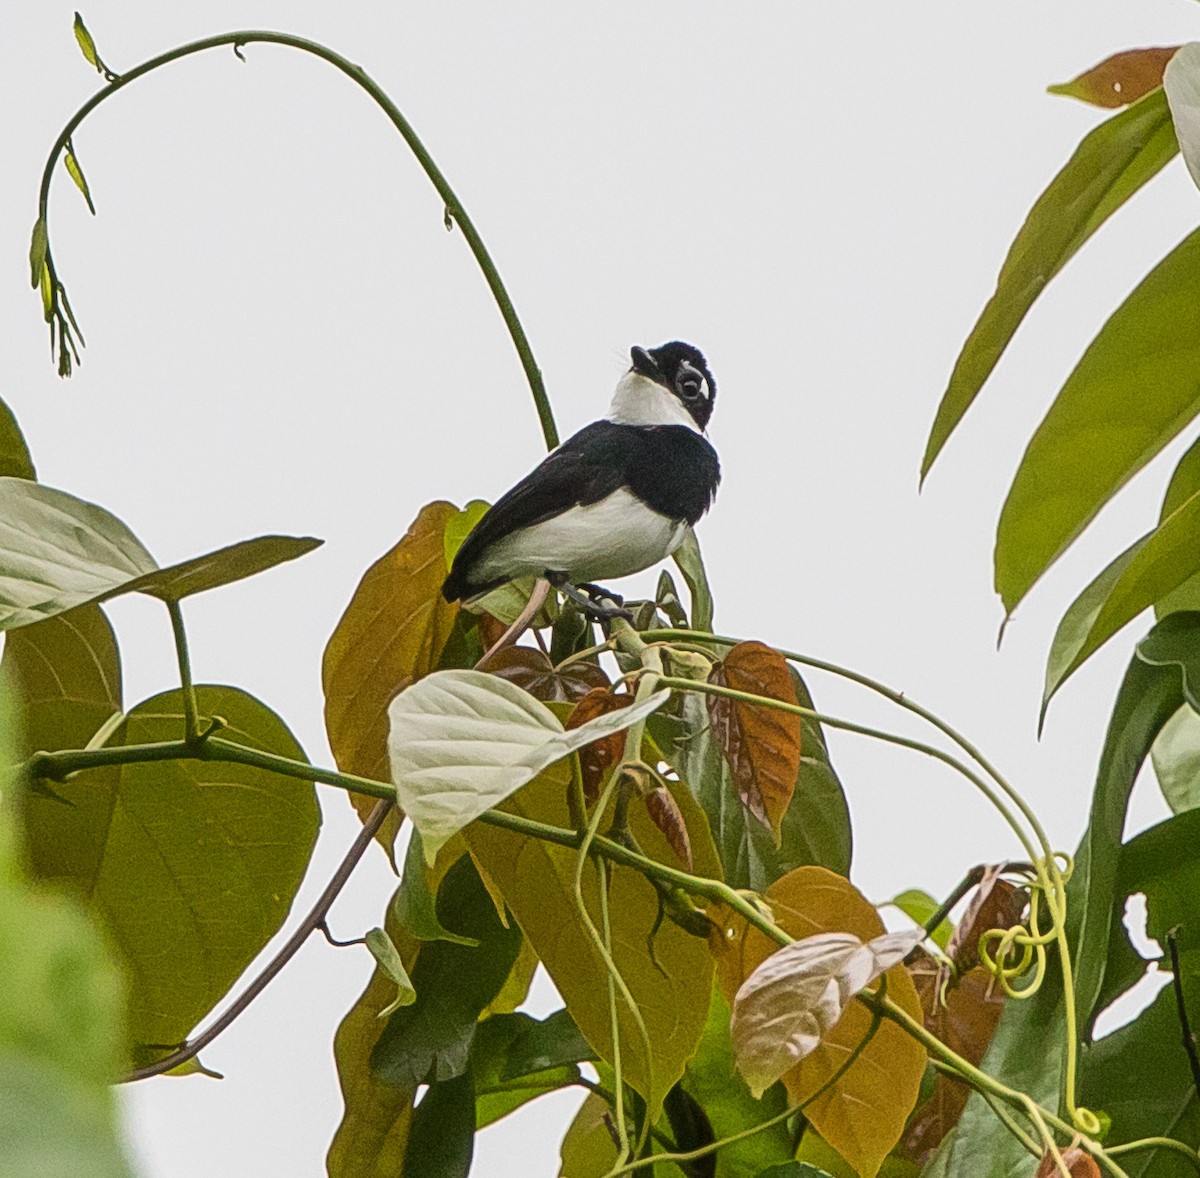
[64,148,96,215]
[923,88,1177,481]
[1151,704,1200,812]
[890,888,953,950]
[995,226,1200,613]
[365,927,417,1017]
[386,669,667,860]
[0,477,156,631]
[73,12,101,71]
[1166,44,1200,188]
[672,526,714,631]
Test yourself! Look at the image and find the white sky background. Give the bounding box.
[4,3,1200,1175]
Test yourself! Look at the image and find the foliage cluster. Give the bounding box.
[9,17,1200,1178]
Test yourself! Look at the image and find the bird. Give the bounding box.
[442,340,721,618]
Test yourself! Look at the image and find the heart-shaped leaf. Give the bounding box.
[387,669,668,860]
[730,928,922,1098]
[323,501,461,858]
[17,684,320,1066]
[0,478,156,631]
[716,866,926,1178]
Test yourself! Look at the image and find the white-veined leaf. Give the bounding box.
[730,928,923,1098]
[1165,45,1200,189]
[387,670,668,860]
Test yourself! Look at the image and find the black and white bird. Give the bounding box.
[442,341,720,613]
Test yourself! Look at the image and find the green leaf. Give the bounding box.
[0,478,156,631]
[1042,536,1143,721]
[923,87,1177,481]
[758,1166,837,1178]
[73,12,101,72]
[462,764,717,1118]
[392,829,479,947]
[1117,805,1200,954]
[471,1009,593,1129]
[64,147,96,215]
[122,535,321,602]
[17,684,319,1066]
[387,669,668,860]
[443,499,489,570]
[889,889,953,950]
[1166,44,1200,191]
[0,397,35,481]
[1070,618,1192,1030]
[327,888,419,1177]
[28,219,47,289]
[1151,704,1200,812]
[402,1071,475,1178]
[0,690,133,1178]
[672,526,714,631]
[370,854,522,1087]
[680,988,794,1178]
[995,225,1200,614]
[364,928,416,1018]
[1155,434,1200,618]
[660,668,850,890]
[1080,982,1200,1173]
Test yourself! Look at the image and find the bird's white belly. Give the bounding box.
[474,489,687,584]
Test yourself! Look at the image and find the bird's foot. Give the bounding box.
[547,574,633,622]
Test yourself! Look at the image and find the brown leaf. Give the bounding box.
[322,501,461,862]
[714,866,926,1178]
[946,868,1028,974]
[1035,1147,1101,1177]
[566,688,633,802]
[645,786,693,869]
[486,644,610,703]
[707,641,801,839]
[900,950,1006,1163]
[1049,47,1178,108]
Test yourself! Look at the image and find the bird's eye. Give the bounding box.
[678,375,704,400]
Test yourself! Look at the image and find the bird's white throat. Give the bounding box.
[607,371,700,431]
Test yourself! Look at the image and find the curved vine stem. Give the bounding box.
[36,28,559,449]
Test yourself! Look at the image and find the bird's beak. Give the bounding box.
[630,346,662,382]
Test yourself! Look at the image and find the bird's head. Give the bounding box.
[616,340,717,431]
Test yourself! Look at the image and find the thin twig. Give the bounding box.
[123,799,393,1081]
[1168,928,1200,1097]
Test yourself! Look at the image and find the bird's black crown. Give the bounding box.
[631,340,717,429]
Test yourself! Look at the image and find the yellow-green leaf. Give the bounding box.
[0,397,35,482]
[715,867,926,1178]
[28,220,47,289]
[73,12,101,71]
[64,148,96,215]
[462,763,719,1118]
[996,226,1200,614]
[15,681,319,1067]
[1049,47,1178,108]
[922,88,1177,482]
[323,501,460,858]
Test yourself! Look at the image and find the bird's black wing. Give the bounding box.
[442,422,632,600]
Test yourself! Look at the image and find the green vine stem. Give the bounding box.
[166,600,199,740]
[35,28,559,449]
